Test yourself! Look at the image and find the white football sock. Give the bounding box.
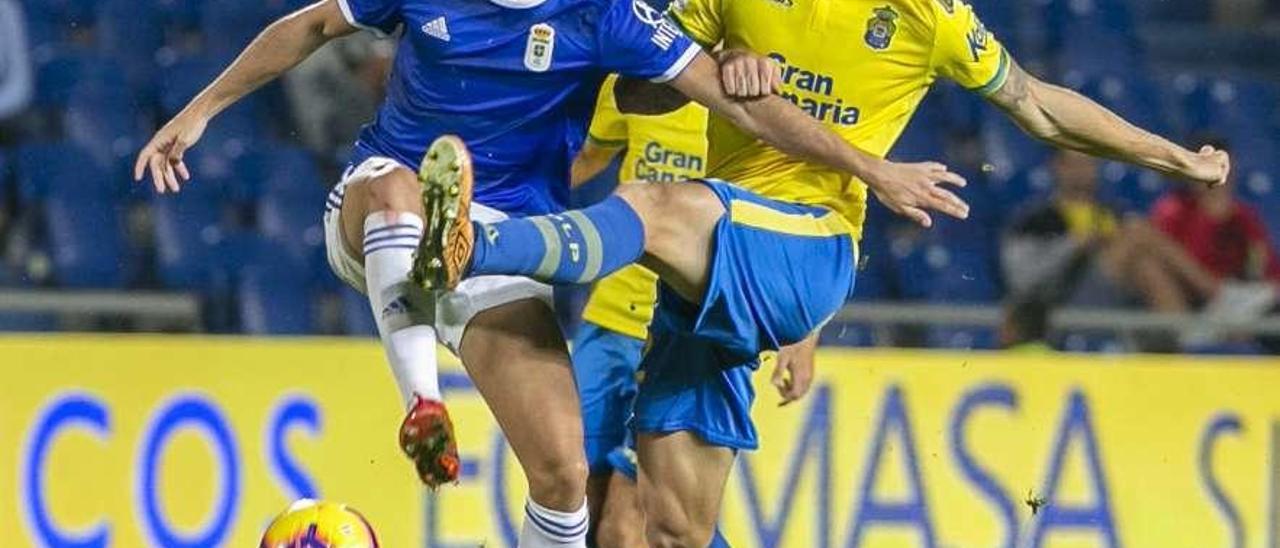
[519,498,588,548]
[363,212,442,404]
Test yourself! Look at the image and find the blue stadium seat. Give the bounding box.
[152,0,201,32]
[988,163,1055,217]
[980,115,1052,179]
[1174,75,1279,150]
[152,196,226,290]
[13,142,118,205]
[95,0,164,95]
[64,86,150,178]
[243,145,327,201]
[0,149,9,207]
[1098,161,1168,215]
[43,198,130,288]
[239,265,315,335]
[200,0,278,62]
[341,287,378,337]
[927,246,1002,304]
[968,0,1018,49]
[927,326,999,350]
[21,0,96,49]
[1043,0,1141,70]
[1236,166,1280,246]
[1057,330,1125,353]
[258,191,328,285]
[33,49,127,110]
[819,321,878,348]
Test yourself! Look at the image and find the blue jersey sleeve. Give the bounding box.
[338,0,402,37]
[597,0,703,83]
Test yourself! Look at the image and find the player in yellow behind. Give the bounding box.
[414,0,1228,545]
[570,75,816,547]
[612,0,1227,543]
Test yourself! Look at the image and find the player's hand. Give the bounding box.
[717,49,781,100]
[1179,145,1230,189]
[772,335,817,406]
[865,160,969,228]
[133,111,209,194]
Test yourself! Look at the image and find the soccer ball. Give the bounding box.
[260,499,379,548]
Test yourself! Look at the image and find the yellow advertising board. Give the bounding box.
[0,335,1277,547]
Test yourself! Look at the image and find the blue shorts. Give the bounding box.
[633,180,858,451]
[570,321,644,475]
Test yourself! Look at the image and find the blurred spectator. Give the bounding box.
[0,0,33,133]
[283,34,393,161]
[1151,142,1280,287]
[999,296,1053,353]
[1002,150,1221,315]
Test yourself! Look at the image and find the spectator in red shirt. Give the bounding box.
[1152,143,1280,286]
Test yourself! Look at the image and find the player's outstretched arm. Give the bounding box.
[665,52,970,228]
[987,58,1229,187]
[134,0,358,193]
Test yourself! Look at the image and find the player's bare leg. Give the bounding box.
[338,163,459,487]
[636,432,734,548]
[457,300,591,510]
[597,471,647,548]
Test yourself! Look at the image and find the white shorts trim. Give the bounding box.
[323,156,555,352]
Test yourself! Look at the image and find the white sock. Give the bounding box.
[519,498,588,548]
[363,212,442,404]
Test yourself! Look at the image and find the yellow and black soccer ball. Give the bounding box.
[259,499,379,548]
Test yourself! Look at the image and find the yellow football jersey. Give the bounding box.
[675,0,1009,237]
[580,75,709,340]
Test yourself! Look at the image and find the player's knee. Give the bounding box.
[616,182,721,252]
[526,456,589,508]
[645,515,713,548]
[359,167,422,215]
[597,515,645,548]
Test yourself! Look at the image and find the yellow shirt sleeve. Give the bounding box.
[587,75,628,147]
[672,0,724,48]
[930,0,1009,96]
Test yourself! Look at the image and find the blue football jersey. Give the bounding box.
[339,0,700,216]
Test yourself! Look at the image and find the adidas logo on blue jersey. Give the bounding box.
[422,16,450,42]
[381,296,413,319]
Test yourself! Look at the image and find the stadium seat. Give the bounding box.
[1042,0,1141,69]
[243,145,327,201]
[927,246,1002,304]
[1057,330,1125,353]
[1236,166,1280,246]
[239,265,316,335]
[94,0,164,95]
[13,142,118,205]
[980,115,1052,180]
[988,164,1055,213]
[43,197,130,288]
[927,326,999,350]
[819,321,878,348]
[21,0,96,50]
[64,86,150,178]
[152,195,226,290]
[200,0,278,63]
[341,287,378,337]
[33,48,128,110]
[1098,161,1168,214]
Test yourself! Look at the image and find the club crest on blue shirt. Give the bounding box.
[864,6,898,51]
[524,23,556,72]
